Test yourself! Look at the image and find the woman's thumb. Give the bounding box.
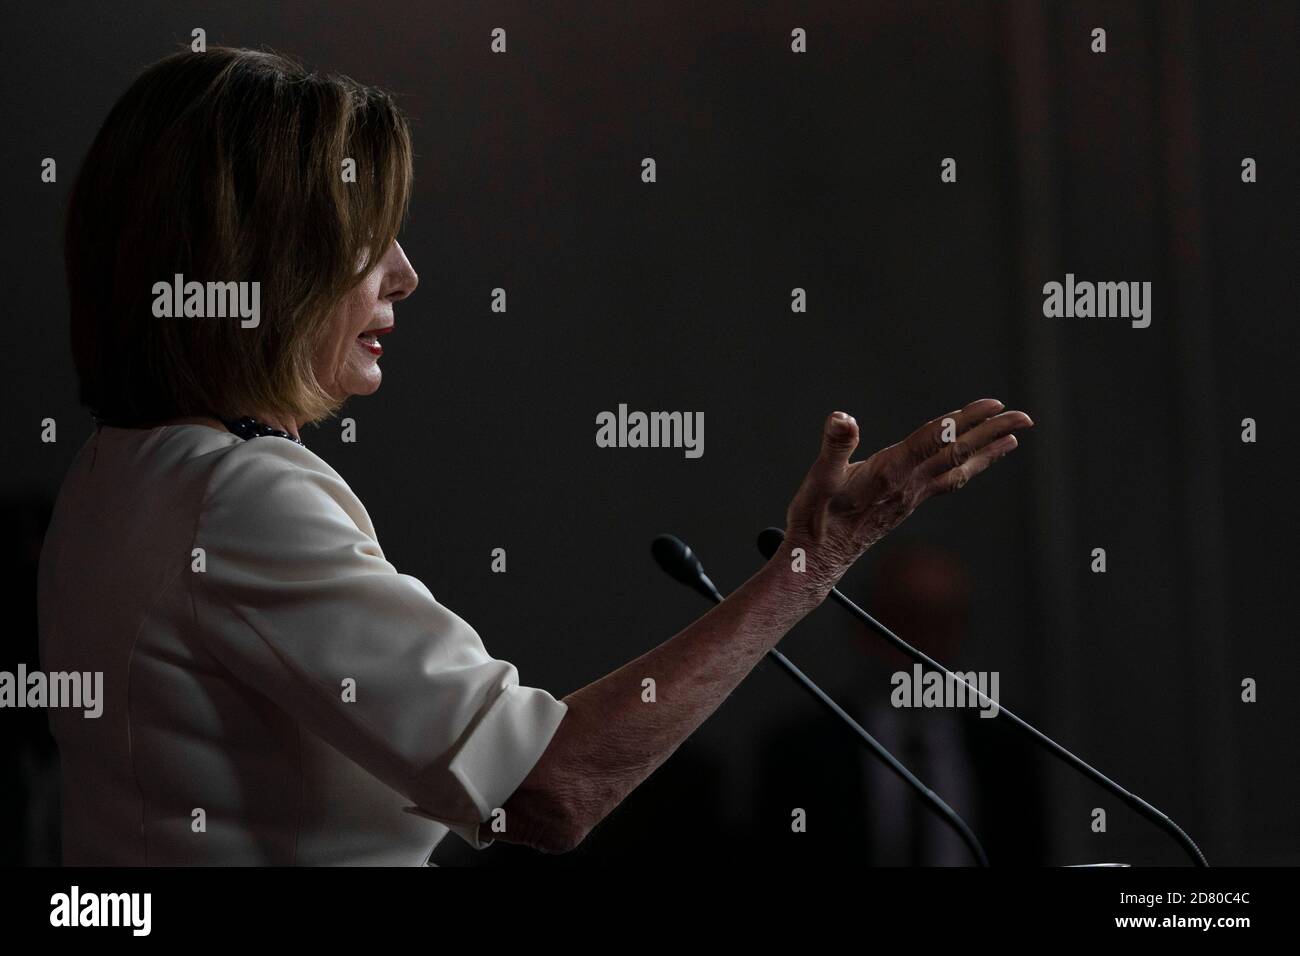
[817,411,859,470]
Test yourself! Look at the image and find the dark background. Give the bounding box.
[2,0,1296,866]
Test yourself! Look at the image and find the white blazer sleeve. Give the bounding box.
[190,440,568,849]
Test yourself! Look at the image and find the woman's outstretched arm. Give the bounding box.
[500,399,1032,852]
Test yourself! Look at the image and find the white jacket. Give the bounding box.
[37,424,567,865]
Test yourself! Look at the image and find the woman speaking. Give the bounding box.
[39,47,1032,865]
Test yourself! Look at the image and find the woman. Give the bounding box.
[40,47,1032,865]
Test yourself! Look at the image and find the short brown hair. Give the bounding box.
[65,46,414,425]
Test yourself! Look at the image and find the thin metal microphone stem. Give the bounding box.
[825,585,1208,867]
[691,577,991,867]
[758,523,1208,868]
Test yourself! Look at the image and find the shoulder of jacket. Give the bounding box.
[202,437,360,519]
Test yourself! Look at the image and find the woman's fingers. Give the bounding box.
[784,402,1031,584]
[917,409,1034,480]
[927,432,1020,497]
[895,398,1006,470]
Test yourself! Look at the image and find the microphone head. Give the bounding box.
[756,526,785,559]
[651,534,720,602]
[651,534,694,583]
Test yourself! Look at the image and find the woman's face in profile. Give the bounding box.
[315,240,419,402]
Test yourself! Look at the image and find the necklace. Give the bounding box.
[221,416,305,446]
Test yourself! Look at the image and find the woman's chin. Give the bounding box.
[337,368,382,399]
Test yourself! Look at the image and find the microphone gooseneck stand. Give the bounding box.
[755,526,1209,868]
[651,534,990,867]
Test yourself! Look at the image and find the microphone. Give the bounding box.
[651,533,990,867]
[756,526,1209,867]
[650,534,722,603]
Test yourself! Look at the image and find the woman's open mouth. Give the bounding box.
[356,326,393,356]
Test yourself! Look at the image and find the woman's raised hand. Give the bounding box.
[782,398,1033,590]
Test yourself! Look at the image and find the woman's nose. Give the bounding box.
[384,242,419,302]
